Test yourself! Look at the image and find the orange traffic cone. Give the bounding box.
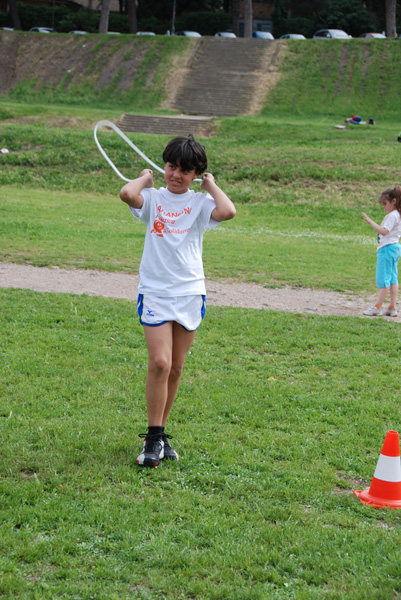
[354,431,401,508]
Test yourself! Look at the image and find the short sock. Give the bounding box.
[375,304,382,309]
[389,305,395,309]
[147,426,163,438]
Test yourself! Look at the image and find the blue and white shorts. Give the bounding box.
[137,294,206,331]
[376,243,401,288]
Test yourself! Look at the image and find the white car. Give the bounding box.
[29,27,55,33]
[252,31,274,40]
[313,29,351,39]
[359,33,386,38]
[174,31,201,37]
[136,31,156,35]
[280,34,306,39]
[68,30,88,34]
[215,32,236,38]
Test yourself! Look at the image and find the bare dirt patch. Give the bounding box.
[0,262,391,320]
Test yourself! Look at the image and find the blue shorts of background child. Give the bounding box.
[362,186,401,317]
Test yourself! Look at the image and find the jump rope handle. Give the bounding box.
[94,120,202,183]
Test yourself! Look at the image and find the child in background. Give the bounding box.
[362,186,401,317]
[120,135,236,467]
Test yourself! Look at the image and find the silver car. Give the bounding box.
[313,29,351,39]
[280,34,306,39]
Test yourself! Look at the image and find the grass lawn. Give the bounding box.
[1,288,401,599]
[2,38,401,597]
[1,114,400,293]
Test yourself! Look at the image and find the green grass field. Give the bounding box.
[1,39,401,599]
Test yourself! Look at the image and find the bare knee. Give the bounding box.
[169,362,184,382]
[149,354,171,378]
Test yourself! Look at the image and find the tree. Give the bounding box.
[231,0,240,35]
[243,0,252,37]
[99,0,110,33]
[9,0,22,30]
[386,0,397,36]
[126,0,137,33]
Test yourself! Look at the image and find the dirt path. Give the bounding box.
[0,262,389,320]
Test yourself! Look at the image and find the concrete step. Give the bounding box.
[117,114,216,138]
[170,38,281,117]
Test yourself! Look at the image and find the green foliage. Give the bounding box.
[273,0,394,38]
[318,0,378,37]
[1,0,232,34]
[175,10,232,35]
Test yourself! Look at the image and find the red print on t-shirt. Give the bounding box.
[152,219,164,237]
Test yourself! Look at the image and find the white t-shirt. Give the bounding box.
[130,186,219,296]
[377,210,401,250]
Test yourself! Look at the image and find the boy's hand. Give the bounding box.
[200,172,215,192]
[140,169,154,188]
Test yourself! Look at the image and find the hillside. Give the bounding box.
[1,31,401,120]
[0,31,193,112]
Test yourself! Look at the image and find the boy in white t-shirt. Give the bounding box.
[362,186,401,317]
[120,135,236,466]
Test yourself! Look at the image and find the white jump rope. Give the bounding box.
[94,120,202,183]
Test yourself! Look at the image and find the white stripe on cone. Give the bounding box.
[373,454,401,482]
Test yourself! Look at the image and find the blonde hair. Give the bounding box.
[380,185,401,214]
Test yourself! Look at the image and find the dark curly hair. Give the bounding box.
[162,134,207,175]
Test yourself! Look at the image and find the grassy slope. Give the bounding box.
[265,38,401,119]
[0,32,192,113]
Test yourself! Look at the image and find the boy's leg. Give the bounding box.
[143,322,174,426]
[162,322,197,427]
[136,323,174,467]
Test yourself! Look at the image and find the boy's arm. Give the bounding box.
[120,169,154,209]
[201,173,236,222]
[361,212,389,236]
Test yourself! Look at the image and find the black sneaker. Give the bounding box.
[162,434,179,461]
[136,434,164,467]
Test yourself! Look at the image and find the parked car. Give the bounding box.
[359,33,386,38]
[174,30,201,37]
[252,31,274,39]
[313,29,351,39]
[215,32,236,38]
[136,31,156,35]
[29,27,55,33]
[68,30,88,34]
[280,34,306,39]
[0,27,15,31]
[106,31,121,34]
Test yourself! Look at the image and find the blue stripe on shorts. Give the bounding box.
[137,294,206,330]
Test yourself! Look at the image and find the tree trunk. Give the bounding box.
[385,0,397,37]
[9,0,22,30]
[232,0,240,36]
[244,0,253,38]
[127,0,137,33]
[99,0,110,34]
